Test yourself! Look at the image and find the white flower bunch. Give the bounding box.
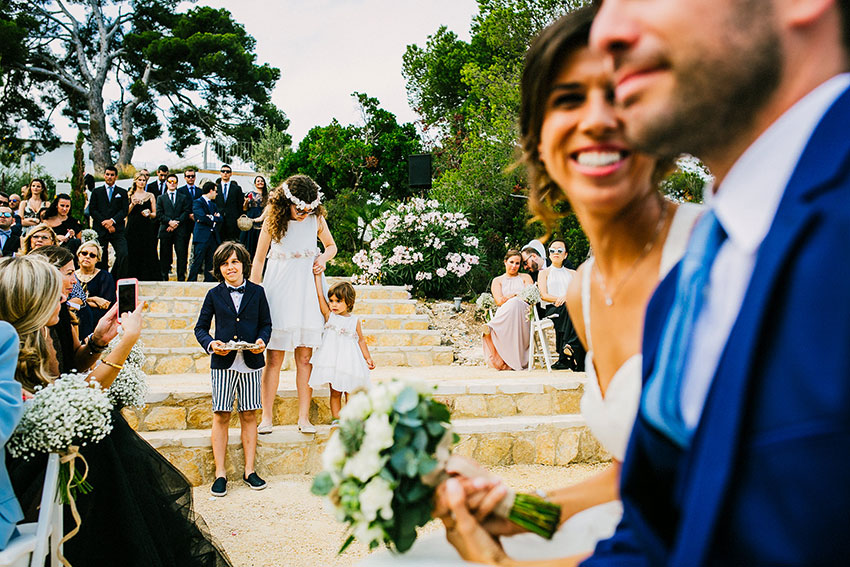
[8,373,113,460]
[353,199,481,297]
[518,284,541,306]
[102,335,149,408]
[80,229,99,244]
[312,380,454,554]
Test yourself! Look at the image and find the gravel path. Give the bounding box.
[194,463,609,567]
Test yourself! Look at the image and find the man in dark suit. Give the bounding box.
[177,167,201,268]
[88,165,129,278]
[156,173,192,281]
[187,182,221,282]
[146,164,168,198]
[0,205,21,256]
[215,164,243,243]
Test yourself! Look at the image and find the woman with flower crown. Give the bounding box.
[250,174,337,434]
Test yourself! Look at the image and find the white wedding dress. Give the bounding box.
[359,203,702,565]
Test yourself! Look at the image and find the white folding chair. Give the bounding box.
[528,303,558,372]
[0,453,63,567]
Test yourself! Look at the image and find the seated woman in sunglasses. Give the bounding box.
[75,240,116,334]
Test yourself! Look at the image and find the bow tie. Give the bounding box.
[227,285,245,294]
[0,229,10,238]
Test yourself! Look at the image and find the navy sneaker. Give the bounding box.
[243,472,267,490]
[210,477,227,497]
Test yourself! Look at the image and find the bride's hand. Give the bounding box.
[442,478,513,565]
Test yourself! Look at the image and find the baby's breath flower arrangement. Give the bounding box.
[103,335,148,408]
[475,292,496,321]
[352,199,482,298]
[311,379,561,554]
[8,373,113,503]
[518,284,541,306]
[80,228,99,244]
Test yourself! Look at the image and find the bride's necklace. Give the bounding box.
[593,200,668,307]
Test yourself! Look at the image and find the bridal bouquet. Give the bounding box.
[103,336,148,408]
[312,379,561,554]
[7,373,113,503]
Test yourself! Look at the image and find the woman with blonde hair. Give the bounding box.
[75,240,116,329]
[0,255,233,567]
[19,223,57,255]
[125,170,160,281]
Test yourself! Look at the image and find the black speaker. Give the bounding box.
[408,154,432,188]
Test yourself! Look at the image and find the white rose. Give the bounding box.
[387,380,405,397]
[322,431,346,471]
[354,521,385,546]
[369,384,393,414]
[359,476,394,522]
[343,450,385,482]
[363,413,394,452]
[340,391,371,421]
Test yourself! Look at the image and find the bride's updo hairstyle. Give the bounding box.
[519,6,595,230]
[266,174,326,242]
[0,255,63,391]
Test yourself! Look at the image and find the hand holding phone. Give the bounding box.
[116,278,139,321]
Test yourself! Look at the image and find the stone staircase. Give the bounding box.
[126,368,606,486]
[139,281,454,374]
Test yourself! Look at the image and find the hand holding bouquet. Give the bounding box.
[312,379,561,554]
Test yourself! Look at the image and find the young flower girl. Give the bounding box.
[249,175,336,434]
[308,274,375,420]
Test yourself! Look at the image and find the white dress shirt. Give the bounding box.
[680,73,850,428]
[207,285,251,373]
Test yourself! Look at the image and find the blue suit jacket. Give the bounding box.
[192,197,221,246]
[585,86,850,566]
[0,322,24,550]
[194,281,272,370]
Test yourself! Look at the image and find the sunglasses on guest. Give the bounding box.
[548,247,566,254]
[220,169,232,174]
[294,207,313,216]
[0,212,11,218]
[78,250,98,259]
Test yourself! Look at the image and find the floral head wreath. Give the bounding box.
[282,182,323,210]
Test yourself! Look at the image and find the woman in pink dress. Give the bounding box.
[482,249,534,370]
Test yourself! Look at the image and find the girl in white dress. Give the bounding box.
[308,277,375,420]
[385,7,704,567]
[249,175,337,434]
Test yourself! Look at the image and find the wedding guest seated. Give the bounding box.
[0,205,20,257]
[40,194,82,255]
[74,240,115,338]
[520,240,548,282]
[482,250,534,371]
[537,238,585,371]
[0,321,24,551]
[0,255,233,567]
[19,223,57,255]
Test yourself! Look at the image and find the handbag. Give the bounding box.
[237,214,253,231]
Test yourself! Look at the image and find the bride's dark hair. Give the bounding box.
[265,174,326,242]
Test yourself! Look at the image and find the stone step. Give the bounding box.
[139,281,411,301]
[139,328,442,349]
[141,413,608,486]
[124,371,585,431]
[143,295,419,316]
[142,345,455,374]
[142,312,431,331]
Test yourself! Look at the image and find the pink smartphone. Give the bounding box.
[116,278,139,321]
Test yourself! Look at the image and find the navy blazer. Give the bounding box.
[191,197,220,246]
[585,86,850,565]
[178,184,202,201]
[194,281,272,370]
[0,322,24,550]
[89,185,129,236]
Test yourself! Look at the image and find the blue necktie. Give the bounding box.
[107,186,113,202]
[641,209,727,448]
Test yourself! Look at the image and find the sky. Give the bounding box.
[51,0,479,169]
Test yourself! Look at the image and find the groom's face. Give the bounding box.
[590,0,783,161]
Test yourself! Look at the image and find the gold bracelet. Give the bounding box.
[101,360,123,371]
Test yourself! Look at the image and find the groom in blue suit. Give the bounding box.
[577,1,850,565]
[441,1,850,565]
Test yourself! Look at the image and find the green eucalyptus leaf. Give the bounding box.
[311,471,335,496]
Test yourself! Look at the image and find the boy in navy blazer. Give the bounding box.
[194,241,272,496]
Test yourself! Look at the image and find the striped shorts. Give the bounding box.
[210,368,263,413]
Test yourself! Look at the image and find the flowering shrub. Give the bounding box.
[352,199,482,298]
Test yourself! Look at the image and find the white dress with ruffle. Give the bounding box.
[263,214,325,351]
[309,312,370,393]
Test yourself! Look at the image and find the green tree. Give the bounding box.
[69,130,86,222]
[5,0,288,172]
[251,124,292,175]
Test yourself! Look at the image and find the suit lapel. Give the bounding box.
[672,84,850,564]
[217,284,237,315]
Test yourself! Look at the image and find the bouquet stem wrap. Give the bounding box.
[57,446,89,567]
